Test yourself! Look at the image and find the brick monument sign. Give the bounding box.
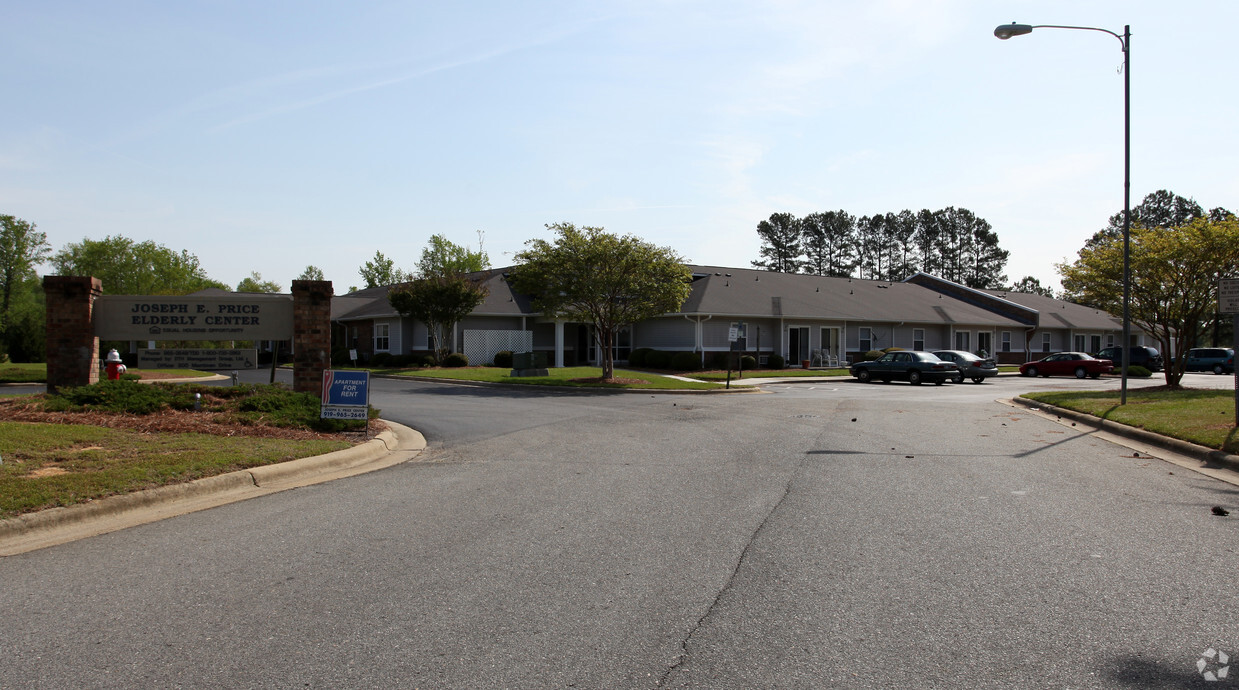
[43,276,333,394]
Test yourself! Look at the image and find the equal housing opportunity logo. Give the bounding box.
[1198,648,1231,682]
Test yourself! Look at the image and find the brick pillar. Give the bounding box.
[292,280,333,394]
[43,276,103,392]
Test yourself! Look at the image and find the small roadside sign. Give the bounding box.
[321,370,370,420]
[1220,279,1239,314]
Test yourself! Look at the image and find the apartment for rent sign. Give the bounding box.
[321,370,370,420]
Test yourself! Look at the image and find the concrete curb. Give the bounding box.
[1010,395,1239,471]
[370,372,761,394]
[0,420,426,556]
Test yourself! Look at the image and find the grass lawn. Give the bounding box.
[1021,388,1239,453]
[0,363,213,384]
[0,422,349,518]
[0,363,47,384]
[385,366,726,390]
[692,368,852,381]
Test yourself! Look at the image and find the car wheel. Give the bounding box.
[1026,366,1038,378]
[971,377,984,384]
[1215,364,1225,375]
[856,368,871,383]
[908,370,922,385]
[954,373,965,384]
[1075,367,1087,379]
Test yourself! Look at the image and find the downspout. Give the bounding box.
[685,314,711,367]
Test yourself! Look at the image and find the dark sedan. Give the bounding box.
[932,350,999,383]
[851,351,959,385]
[1019,352,1113,379]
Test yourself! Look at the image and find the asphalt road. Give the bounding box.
[3,373,1238,688]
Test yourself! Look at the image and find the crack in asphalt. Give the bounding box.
[654,455,805,688]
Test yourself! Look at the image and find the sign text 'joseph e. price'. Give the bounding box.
[321,370,370,420]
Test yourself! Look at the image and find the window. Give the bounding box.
[1106,334,1115,347]
[1074,334,1085,351]
[375,323,390,351]
[859,327,872,352]
[955,331,970,351]
[913,329,925,351]
[1090,335,1102,353]
[1001,331,1011,353]
[1042,332,1051,352]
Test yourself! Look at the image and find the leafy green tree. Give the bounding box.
[1088,190,1232,249]
[1009,276,1055,298]
[752,213,803,273]
[510,223,692,379]
[1,215,51,356]
[801,210,855,277]
[236,272,282,293]
[1059,216,1239,387]
[295,265,325,281]
[417,234,490,278]
[388,274,488,364]
[358,250,412,288]
[51,235,225,295]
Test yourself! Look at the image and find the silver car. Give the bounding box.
[932,350,999,384]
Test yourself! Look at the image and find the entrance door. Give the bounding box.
[820,327,840,363]
[789,326,810,365]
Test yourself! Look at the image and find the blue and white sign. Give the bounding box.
[321,370,370,420]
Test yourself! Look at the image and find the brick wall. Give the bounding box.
[43,276,102,392]
[292,280,333,394]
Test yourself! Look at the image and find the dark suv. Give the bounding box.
[1184,348,1235,374]
[1095,346,1163,372]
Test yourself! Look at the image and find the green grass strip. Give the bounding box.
[384,366,724,390]
[0,422,350,518]
[1022,388,1239,453]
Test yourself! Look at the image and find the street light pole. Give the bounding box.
[995,22,1132,405]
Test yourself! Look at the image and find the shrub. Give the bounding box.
[1126,365,1153,378]
[671,351,701,371]
[420,355,437,367]
[370,352,392,367]
[740,355,757,370]
[863,350,885,361]
[705,351,730,370]
[767,354,785,370]
[493,350,514,368]
[882,347,905,353]
[442,352,468,368]
[628,348,654,367]
[645,350,672,369]
[50,380,169,414]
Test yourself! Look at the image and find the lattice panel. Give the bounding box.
[463,330,534,365]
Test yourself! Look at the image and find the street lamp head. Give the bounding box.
[994,23,1034,40]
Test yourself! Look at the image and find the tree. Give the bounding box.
[236,272,282,293]
[1009,276,1055,298]
[51,235,225,295]
[296,265,325,281]
[1087,190,1232,249]
[358,251,412,288]
[752,213,803,273]
[417,234,489,278]
[1059,216,1239,387]
[388,274,488,364]
[509,223,692,380]
[0,215,51,356]
[801,210,855,277]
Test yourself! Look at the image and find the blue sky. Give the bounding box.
[4,1,1236,293]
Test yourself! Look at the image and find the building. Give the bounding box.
[330,266,1139,367]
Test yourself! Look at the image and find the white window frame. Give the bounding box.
[955,330,971,351]
[1001,331,1011,353]
[375,323,391,352]
[859,327,873,352]
[912,328,925,351]
[1042,332,1051,352]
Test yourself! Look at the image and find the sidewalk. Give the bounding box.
[0,420,426,556]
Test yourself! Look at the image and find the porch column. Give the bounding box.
[554,320,565,368]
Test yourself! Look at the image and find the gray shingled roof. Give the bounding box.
[983,289,1122,330]
[682,266,1026,326]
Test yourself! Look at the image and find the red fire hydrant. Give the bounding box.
[104,349,127,380]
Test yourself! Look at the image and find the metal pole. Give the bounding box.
[1120,24,1131,405]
